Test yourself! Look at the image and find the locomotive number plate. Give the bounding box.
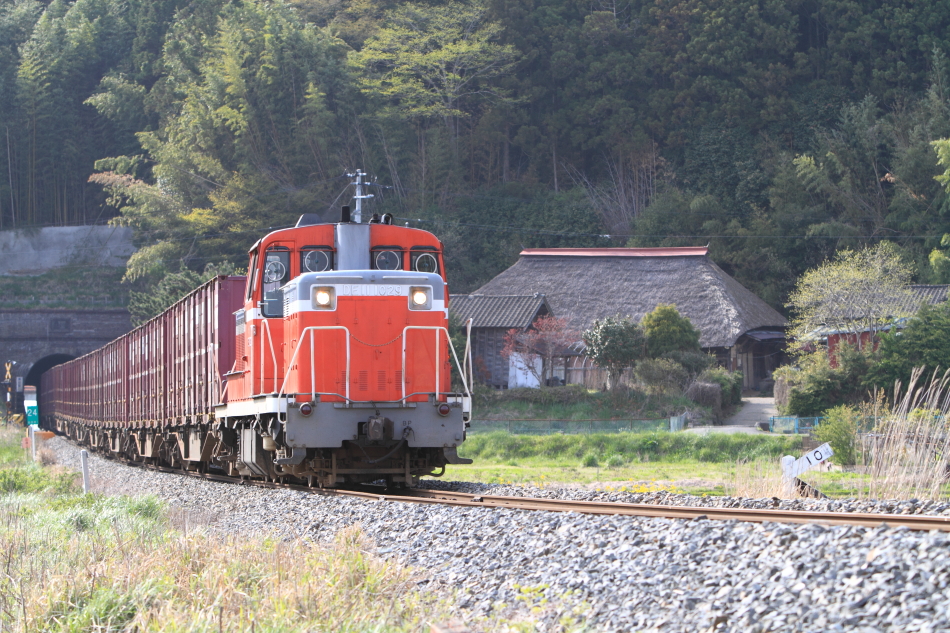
[338,284,407,297]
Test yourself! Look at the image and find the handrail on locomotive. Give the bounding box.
[258,317,279,395]
[274,321,473,416]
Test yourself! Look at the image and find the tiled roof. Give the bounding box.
[521,247,708,257]
[449,294,550,329]
[910,285,950,306]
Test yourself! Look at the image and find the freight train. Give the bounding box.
[39,178,473,487]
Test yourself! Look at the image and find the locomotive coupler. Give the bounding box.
[366,415,394,441]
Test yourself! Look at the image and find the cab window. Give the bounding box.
[372,246,403,271]
[261,246,290,317]
[410,247,439,274]
[300,246,334,272]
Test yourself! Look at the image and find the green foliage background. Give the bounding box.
[4,0,950,304]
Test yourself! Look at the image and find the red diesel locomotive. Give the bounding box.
[40,193,474,487]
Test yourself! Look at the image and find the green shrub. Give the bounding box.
[865,302,950,391]
[641,304,701,357]
[581,452,599,467]
[780,346,874,416]
[605,454,624,468]
[634,358,688,395]
[699,367,743,406]
[663,351,715,376]
[582,315,647,391]
[815,405,860,466]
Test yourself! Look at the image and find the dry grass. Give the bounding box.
[0,426,481,633]
[726,460,785,498]
[0,493,458,633]
[861,369,950,501]
[36,446,57,466]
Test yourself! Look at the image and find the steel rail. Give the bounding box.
[105,454,950,533]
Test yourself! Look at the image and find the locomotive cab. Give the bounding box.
[217,209,473,487]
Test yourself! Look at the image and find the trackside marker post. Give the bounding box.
[80,449,90,494]
[782,443,834,496]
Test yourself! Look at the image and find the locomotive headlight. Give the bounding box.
[312,286,335,310]
[409,287,430,310]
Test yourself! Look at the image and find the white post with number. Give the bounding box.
[781,443,834,496]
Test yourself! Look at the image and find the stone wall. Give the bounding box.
[0,226,134,275]
[0,308,132,385]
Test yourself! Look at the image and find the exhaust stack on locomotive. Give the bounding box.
[40,172,474,488]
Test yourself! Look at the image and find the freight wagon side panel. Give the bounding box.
[215,277,245,405]
[167,296,185,421]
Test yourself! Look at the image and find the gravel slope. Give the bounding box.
[417,480,950,517]
[48,437,950,632]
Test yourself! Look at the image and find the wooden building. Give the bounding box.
[825,284,950,364]
[449,294,550,388]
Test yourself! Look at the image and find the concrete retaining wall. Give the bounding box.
[0,226,134,275]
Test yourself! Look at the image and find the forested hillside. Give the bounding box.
[3,0,950,306]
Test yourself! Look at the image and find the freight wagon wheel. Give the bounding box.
[160,441,184,470]
[122,435,138,461]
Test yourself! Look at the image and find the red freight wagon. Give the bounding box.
[41,276,244,455]
[166,276,241,422]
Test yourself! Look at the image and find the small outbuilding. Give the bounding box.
[824,284,950,361]
[467,247,789,390]
[449,293,552,388]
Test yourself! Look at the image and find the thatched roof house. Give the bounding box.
[471,247,788,390]
[474,247,786,347]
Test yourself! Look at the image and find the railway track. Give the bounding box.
[115,453,950,533]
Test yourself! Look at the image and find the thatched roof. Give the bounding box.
[472,247,787,348]
[449,294,550,329]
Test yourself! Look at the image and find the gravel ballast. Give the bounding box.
[48,437,950,632]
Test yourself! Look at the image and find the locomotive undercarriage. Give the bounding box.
[45,412,458,488]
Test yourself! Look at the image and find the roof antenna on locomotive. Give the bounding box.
[345,169,374,223]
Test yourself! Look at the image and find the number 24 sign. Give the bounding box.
[782,443,835,479]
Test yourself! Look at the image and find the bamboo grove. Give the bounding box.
[5,0,950,304]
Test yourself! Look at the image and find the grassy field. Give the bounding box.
[472,385,707,422]
[440,430,875,498]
